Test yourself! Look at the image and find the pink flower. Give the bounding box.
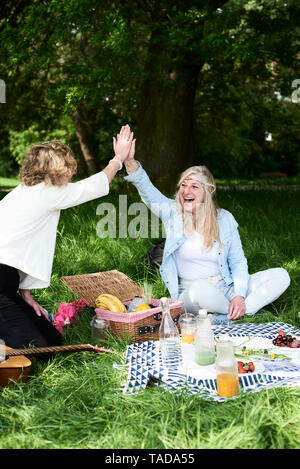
[53,299,87,334]
[53,313,66,333]
[72,300,87,311]
[53,312,66,325]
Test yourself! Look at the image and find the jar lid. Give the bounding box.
[218,334,230,342]
[198,309,207,318]
[179,312,196,322]
[90,316,108,328]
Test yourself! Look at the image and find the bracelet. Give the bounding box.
[108,158,123,171]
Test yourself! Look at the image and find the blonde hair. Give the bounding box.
[19,140,77,187]
[174,165,221,249]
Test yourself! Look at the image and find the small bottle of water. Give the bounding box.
[159,297,183,369]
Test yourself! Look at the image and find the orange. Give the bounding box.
[135,304,150,312]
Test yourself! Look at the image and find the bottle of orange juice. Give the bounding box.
[216,335,239,398]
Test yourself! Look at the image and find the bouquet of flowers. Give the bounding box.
[53,299,87,334]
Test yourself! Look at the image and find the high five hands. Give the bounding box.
[103,124,136,182]
[113,124,138,174]
[113,125,135,163]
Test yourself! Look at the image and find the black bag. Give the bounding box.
[146,238,166,270]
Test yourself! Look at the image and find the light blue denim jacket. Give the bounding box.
[124,163,249,300]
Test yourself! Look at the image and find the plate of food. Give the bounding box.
[271,329,300,349]
[216,331,300,364]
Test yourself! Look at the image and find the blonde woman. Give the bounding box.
[0,125,133,348]
[122,138,290,324]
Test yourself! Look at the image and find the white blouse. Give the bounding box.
[174,230,220,281]
[0,172,109,289]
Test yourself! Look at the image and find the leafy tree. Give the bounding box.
[0,0,142,174]
[0,0,299,184]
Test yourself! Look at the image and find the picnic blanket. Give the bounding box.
[123,322,300,401]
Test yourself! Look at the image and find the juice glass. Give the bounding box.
[179,314,196,344]
[216,336,239,397]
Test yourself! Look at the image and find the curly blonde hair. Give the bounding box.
[174,165,221,249]
[19,141,77,187]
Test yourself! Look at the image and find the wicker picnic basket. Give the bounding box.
[61,270,183,343]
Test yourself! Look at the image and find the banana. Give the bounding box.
[95,294,127,313]
[96,297,120,312]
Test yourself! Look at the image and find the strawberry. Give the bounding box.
[278,330,285,336]
[248,362,255,372]
[238,367,247,374]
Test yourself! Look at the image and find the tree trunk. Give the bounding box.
[135,34,201,192]
[72,104,99,175]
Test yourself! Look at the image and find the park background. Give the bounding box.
[0,0,299,186]
[0,0,300,451]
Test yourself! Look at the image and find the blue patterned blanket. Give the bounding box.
[124,322,300,401]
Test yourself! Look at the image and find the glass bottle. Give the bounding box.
[159,297,183,369]
[178,313,196,344]
[216,335,239,398]
[194,309,215,365]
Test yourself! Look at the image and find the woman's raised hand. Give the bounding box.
[127,137,136,160]
[113,125,134,163]
[124,135,139,174]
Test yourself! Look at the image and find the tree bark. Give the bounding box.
[135,35,201,192]
[72,104,99,175]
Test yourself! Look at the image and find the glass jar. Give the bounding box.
[216,335,239,398]
[194,309,215,365]
[178,313,196,344]
[90,315,109,343]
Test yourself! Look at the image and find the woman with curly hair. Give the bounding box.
[0,125,133,348]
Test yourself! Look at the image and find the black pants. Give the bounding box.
[0,264,62,348]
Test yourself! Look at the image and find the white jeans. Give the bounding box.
[178,268,290,317]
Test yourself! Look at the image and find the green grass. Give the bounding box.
[0,176,19,189]
[215,174,300,186]
[0,182,299,449]
[1,173,299,191]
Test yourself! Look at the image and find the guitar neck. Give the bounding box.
[5,344,111,358]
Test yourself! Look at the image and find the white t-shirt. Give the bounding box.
[174,230,220,281]
[0,172,109,289]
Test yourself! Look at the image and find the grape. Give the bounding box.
[272,331,300,348]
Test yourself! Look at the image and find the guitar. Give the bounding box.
[0,344,112,387]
